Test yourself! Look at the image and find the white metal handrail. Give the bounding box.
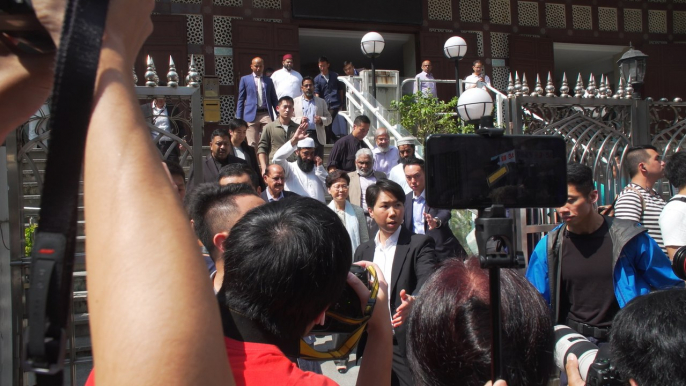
[339,76,423,155]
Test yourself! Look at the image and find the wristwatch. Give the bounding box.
[434,217,442,228]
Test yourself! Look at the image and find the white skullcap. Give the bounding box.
[297,137,315,148]
[397,137,416,146]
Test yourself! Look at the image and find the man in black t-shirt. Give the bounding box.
[526,163,682,384]
[526,165,681,329]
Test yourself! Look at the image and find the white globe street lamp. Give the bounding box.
[444,36,468,98]
[456,87,493,122]
[361,32,385,98]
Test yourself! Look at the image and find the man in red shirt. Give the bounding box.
[86,196,392,386]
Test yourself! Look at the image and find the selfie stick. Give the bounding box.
[474,123,525,383]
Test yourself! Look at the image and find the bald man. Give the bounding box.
[236,57,279,151]
[260,164,299,202]
[413,60,437,98]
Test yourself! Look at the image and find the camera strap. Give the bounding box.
[23,0,109,383]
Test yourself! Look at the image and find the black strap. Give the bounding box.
[23,0,109,381]
[668,196,686,204]
[566,319,610,340]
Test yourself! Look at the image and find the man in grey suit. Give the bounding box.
[348,148,386,237]
[292,76,332,158]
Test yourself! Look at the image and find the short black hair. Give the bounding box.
[184,183,259,254]
[366,179,406,208]
[218,163,260,191]
[326,169,350,188]
[354,115,371,126]
[665,151,686,189]
[219,197,350,339]
[625,145,659,177]
[277,96,294,106]
[566,163,595,196]
[227,118,248,132]
[318,56,329,64]
[402,157,425,173]
[407,258,553,386]
[210,128,229,140]
[302,76,314,84]
[164,160,186,185]
[610,289,686,385]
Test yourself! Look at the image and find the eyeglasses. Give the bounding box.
[331,184,349,191]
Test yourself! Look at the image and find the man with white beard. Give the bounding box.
[271,126,327,202]
[372,127,400,175]
[348,148,386,237]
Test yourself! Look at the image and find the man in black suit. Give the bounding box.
[354,179,437,386]
[187,128,246,193]
[260,164,299,202]
[402,157,467,261]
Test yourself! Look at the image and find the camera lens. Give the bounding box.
[672,246,686,281]
[553,325,599,382]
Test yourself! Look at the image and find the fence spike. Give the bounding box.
[545,71,556,97]
[167,55,179,88]
[574,73,584,98]
[145,55,158,87]
[560,73,570,97]
[521,73,530,96]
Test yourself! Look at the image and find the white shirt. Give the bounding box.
[359,173,377,212]
[389,163,411,194]
[233,146,246,160]
[412,191,426,235]
[372,146,400,176]
[373,227,401,313]
[660,194,686,247]
[464,74,491,89]
[271,68,303,99]
[272,141,327,202]
[253,73,264,107]
[151,102,171,141]
[266,189,285,202]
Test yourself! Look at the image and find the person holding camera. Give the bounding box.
[526,163,682,385]
[218,196,393,385]
[355,179,438,386]
[564,288,686,386]
[1,0,245,384]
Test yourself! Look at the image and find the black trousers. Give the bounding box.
[391,342,414,386]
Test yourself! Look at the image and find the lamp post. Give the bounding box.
[456,87,494,129]
[617,44,648,99]
[444,36,468,98]
[361,32,385,99]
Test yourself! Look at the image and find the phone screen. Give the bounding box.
[425,134,568,209]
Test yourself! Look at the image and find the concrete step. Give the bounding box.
[23,193,84,209]
[22,181,84,196]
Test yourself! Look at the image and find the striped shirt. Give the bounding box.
[614,183,666,253]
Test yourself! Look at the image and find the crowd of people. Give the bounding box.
[2,1,686,385]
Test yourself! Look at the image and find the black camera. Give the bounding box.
[554,325,623,386]
[310,265,371,334]
[672,245,686,281]
[0,0,56,54]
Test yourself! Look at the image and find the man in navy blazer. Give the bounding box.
[236,57,278,151]
[402,157,467,261]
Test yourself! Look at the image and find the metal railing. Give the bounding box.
[339,76,424,157]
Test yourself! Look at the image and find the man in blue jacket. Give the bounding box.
[236,57,278,152]
[526,163,681,344]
